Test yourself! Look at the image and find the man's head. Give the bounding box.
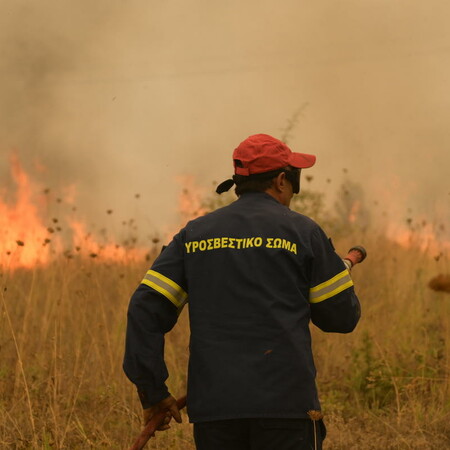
[216,134,316,206]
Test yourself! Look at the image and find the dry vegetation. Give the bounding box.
[1,190,449,449]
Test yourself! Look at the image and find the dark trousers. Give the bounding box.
[193,418,326,450]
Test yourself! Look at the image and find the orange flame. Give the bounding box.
[0,153,149,270]
[164,175,209,240]
[386,221,450,254]
[3,154,447,271]
[0,154,53,269]
[177,175,208,224]
[348,200,360,224]
[70,220,148,262]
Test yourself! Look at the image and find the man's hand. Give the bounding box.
[143,395,182,433]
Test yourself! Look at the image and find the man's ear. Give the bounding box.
[274,172,287,192]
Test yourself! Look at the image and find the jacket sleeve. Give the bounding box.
[123,231,187,408]
[308,227,361,333]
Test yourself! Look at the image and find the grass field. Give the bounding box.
[0,190,449,448]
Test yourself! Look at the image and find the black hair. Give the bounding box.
[216,167,300,196]
[234,175,274,196]
[235,167,300,196]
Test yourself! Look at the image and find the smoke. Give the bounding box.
[0,1,153,228]
[0,0,449,238]
[0,2,104,185]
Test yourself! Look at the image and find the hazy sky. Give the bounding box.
[1,0,449,238]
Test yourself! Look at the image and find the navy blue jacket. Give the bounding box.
[123,192,360,422]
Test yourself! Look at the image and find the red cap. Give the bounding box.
[233,134,316,176]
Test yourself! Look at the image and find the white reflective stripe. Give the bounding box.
[309,269,353,303]
[141,270,188,310]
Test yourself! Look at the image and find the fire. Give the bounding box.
[386,221,450,254]
[2,154,447,270]
[177,175,209,224]
[70,220,148,262]
[348,200,361,224]
[0,154,53,269]
[0,153,148,270]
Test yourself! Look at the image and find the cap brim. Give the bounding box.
[289,152,316,169]
[216,179,235,194]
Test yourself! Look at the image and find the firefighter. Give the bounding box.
[124,134,361,450]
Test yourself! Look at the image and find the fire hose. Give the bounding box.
[342,245,367,269]
[129,246,367,450]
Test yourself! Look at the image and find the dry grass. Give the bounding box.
[0,232,449,449]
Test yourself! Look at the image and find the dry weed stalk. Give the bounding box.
[0,289,36,445]
[0,230,448,448]
[307,410,324,450]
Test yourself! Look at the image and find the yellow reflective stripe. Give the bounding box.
[310,269,349,293]
[141,278,181,308]
[309,269,353,304]
[309,280,354,303]
[141,270,188,310]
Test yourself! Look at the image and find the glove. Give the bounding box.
[143,395,182,433]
